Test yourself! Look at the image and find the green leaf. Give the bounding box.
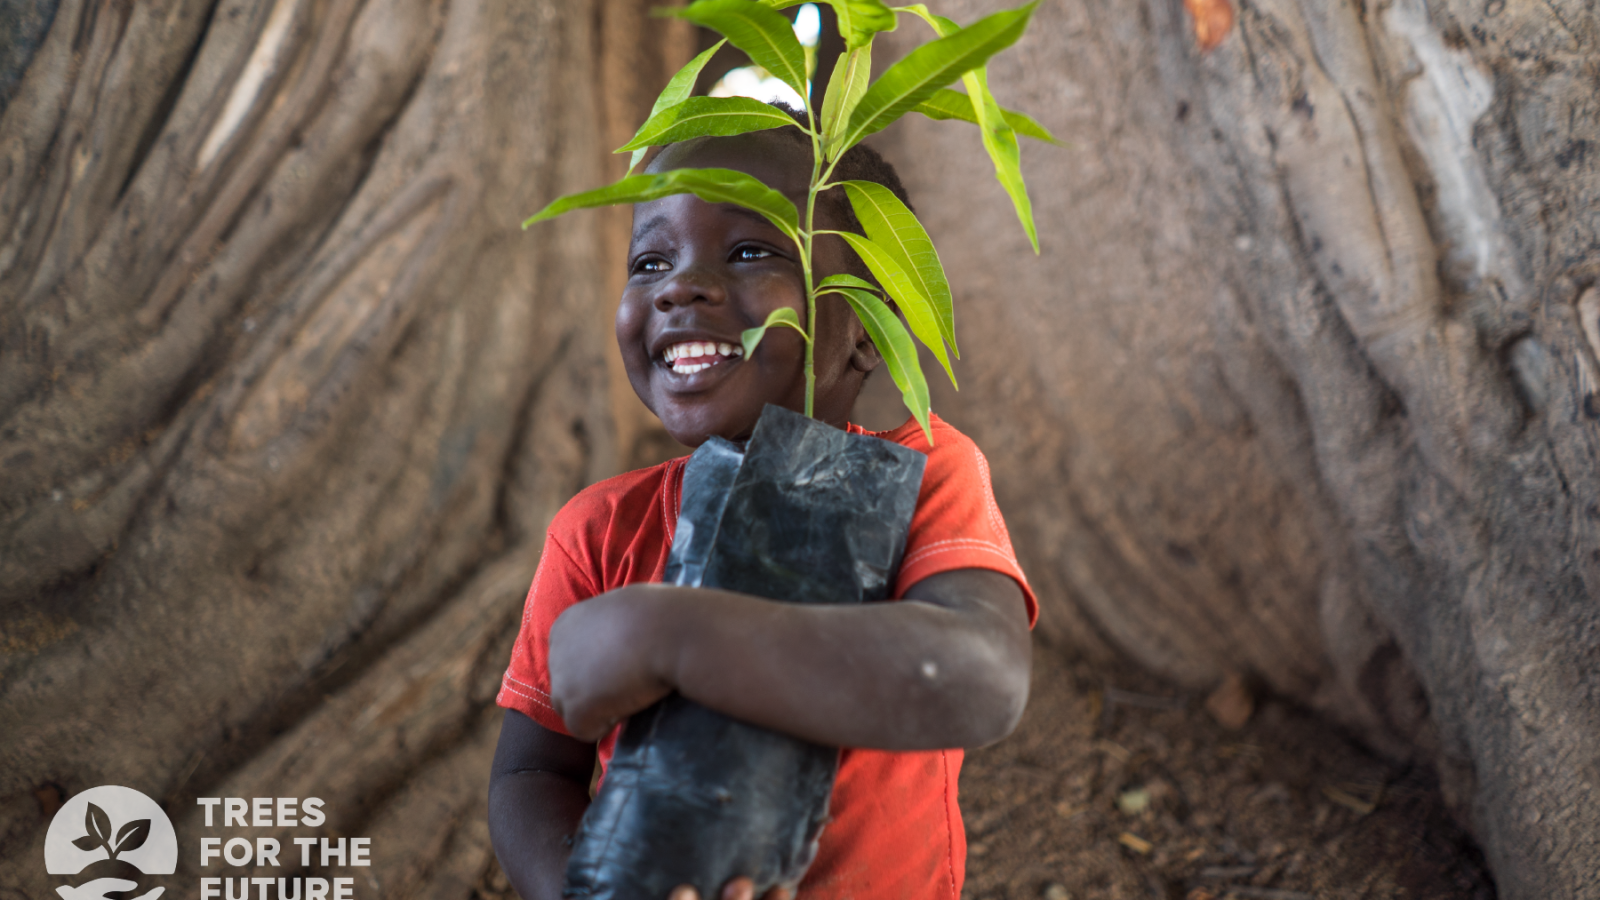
[895,6,1040,248]
[820,45,872,159]
[840,180,956,355]
[678,0,809,103]
[838,2,1037,154]
[912,88,1058,142]
[740,306,809,358]
[524,168,800,243]
[816,272,880,293]
[833,0,898,49]
[617,96,803,153]
[839,288,933,442]
[831,231,956,387]
[893,3,959,36]
[629,38,728,172]
[965,66,1038,253]
[770,0,897,49]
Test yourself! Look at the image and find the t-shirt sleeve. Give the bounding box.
[496,530,599,736]
[892,423,1039,627]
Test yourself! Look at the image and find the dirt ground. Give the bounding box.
[957,647,1495,900]
[475,641,1494,900]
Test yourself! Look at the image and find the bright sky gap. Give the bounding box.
[708,3,820,108]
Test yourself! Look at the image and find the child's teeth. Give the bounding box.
[664,341,744,369]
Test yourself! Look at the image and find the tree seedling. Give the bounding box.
[525,0,1056,441]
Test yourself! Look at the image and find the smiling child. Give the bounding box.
[488,120,1037,900]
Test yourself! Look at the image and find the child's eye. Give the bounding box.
[732,245,775,262]
[631,256,670,275]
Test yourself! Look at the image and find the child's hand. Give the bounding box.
[669,878,790,900]
[547,585,676,740]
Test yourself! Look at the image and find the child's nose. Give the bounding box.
[654,266,728,310]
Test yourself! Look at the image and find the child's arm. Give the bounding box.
[546,568,1030,749]
[487,709,595,900]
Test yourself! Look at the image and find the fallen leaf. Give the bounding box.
[1183,0,1234,52]
[1322,784,1380,815]
[1118,787,1151,815]
[1093,739,1132,763]
[1117,832,1154,855]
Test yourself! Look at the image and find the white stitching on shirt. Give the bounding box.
[505,674,549,696]
[662,458,680,546]
[972,446,1008,539]
[499,677,557,711]
[901,537,1017,568]
[902,545,1021,573]
[904,542,1018,562]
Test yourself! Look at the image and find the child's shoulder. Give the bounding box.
[547,456,687,540]
[546,414,986,543]
[851,413,983,465]
[855,414,1003,520]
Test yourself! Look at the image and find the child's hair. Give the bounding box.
[762,101,914,236]
[651,101,911,244]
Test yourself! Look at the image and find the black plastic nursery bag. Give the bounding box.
[563,404,927,899]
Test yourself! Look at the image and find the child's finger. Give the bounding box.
[720,877,756,900]
[669,886,699,900]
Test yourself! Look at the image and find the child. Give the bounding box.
[488,121,1037,900]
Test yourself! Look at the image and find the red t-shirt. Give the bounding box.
[497,414,1037,898]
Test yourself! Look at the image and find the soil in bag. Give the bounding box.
[563,405,926,899]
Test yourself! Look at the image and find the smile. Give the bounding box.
[663,340,744,374]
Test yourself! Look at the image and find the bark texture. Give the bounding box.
[862,1,1599,897]
[0,0,690,895]
[3,0,1595,897]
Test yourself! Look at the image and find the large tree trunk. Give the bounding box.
[2,0,1594,898]
[0,0,690,894]
[863,1,1598,897]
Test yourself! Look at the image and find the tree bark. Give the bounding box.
[3,0,1596,898]
[0,0,690,895]
[862,1,1599,897]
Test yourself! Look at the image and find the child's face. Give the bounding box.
[618,134,879,447]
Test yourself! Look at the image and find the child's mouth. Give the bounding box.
[663,340,744,375]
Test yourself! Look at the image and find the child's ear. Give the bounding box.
[850,320,883,375]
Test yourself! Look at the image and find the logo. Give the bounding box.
[44,785,177,900]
